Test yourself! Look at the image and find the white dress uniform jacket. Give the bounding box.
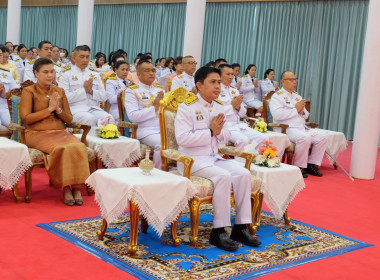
[14,58,27,84]
[171,72,195,92]
[24,60,63,83]
[239,75,262,109]
[260,78,278,99]
[58,65,109,125]
[270,88,328,168]
[175,94,252,228]
[231,75,242,88]
[106,76,132,121]
[219,83,268,150]
[0,68,19,126]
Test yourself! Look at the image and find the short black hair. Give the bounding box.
[136,58,152,70]
[215,58,227,64]
[245,64,256,75]
[231,63,240,69]
[218,64,232,71]
[33,57,53,73]
[139,55,152,62]
[74,45,91,53]
[194,66,221,85]
[17,44,27,52]
[205,61,215,68]
[0,45,9,53]
[114,60,129,70]
[38,40,52,50]
[5,41,13,46]
[264,68,275,79]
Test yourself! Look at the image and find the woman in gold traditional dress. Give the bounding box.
[20,58,90,206]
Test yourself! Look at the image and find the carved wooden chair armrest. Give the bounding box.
[67,122,91,145]
[161,149,194,179]
[218,146,255,170]
[117,120,138,139]
[306,122,319,129]
[244,116,257,127]
[268,123,289,134]
[8,123,26,144]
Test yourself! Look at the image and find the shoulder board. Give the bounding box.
[243,75,248,77]
[104,62,108,65]
[230,85,236,89]
[264,78,268,81]
[108,76,117,80]
[129,84,139,89]
[214,99,223,105]
[29,60,35,64]
[54,62,61,67]
[0,66,10,72]
[91,59,95,63]
[293,91,300,95]
[185,96,198,106]
[177,74,184,78]
[154,84,164,89]
[89,67,98,72]
[130,70,136,73]
[127,78,132,82]
[15,58,21,62]
[276,90,283,95]
[238,75,242,78]
[61,65,71,73]
[155,66,159,68]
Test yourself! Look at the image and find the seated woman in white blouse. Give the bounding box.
[260,68,280,98]
[239,64,263,114]
[106,61,133,121]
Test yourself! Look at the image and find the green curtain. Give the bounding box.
[0,7,7,43]
[92,3,186,62]
[202,0,368,140]
[20,6,77,51]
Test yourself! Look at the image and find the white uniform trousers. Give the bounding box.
[230,128,269,150]
[73,108,112,126]
[0,109,11,127]
[109,106,119,122]
[286,128,328,168]
[140,133,162,169]
[193,159,252,228]
[243,99,262,110]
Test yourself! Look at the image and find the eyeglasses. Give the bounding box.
[284,78,297,82]
[184,62,197,65]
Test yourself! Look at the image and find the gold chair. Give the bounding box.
[158,87,262,247]
[6,83,97,202]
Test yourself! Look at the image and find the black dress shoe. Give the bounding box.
[209,228,239,251]
[305,164,323,177]
[300,168,308,178]
[230,224,261,247]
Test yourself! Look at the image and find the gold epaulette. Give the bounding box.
[103,72,116,82]
[155,66,159,68]
[61,65,71,73]
[15,58,20,62]
[130,70,136,73]
[238,75,242,77]
[28,60,35,64]
[154,84,164,89]
[89,67,98,72]
[185,95,198,106]
[127,78,132,82]
[243,75,248,77]
[177,74,184,78]
[54,62,62,67]
[230,85,237,89]
[264,78,268,81]
[129,84,139,89]
[293,91,300,95]
[214,99,223,105]
[104,62,108,65]
[0,66,10,72]
[276,90,283,95]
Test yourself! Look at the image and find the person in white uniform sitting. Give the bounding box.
[171,56,197,93]
[260,68,280,99]
[58,45,111,126]
[239,64,263,114]
[219,64,269,151]
[175,66,261,251]
[124,59,165,169]
[269,71,328,178]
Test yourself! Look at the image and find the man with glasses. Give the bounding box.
[125,59,165,169]
[270,71,328,178]
[171,56,197,93]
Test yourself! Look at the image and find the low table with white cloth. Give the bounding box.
[74,132,141,169]
[0,138,32,202]
[85,167,196,256]
[267,131,291,159]
[319,129,347,167]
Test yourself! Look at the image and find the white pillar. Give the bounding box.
[350,0,380,179]
[76,0,94,48]
[183,0,207,65]
[6,0,21,44]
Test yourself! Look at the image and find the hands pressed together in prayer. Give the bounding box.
[210,113,225,136]
[295,99,306,113]
[153,91,164,111]
[0,83,5,98]
[231,94,244,111]
[84,78,93,94]
[48,92,62,114]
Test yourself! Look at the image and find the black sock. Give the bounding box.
[233,224,247,230]
[212,227,226,234]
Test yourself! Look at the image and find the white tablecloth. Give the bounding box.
[250,163,305,219]
[318,129,347,164]
[86,167,196,236]
[0,138,32,190]
[267,131,291,159]
[75,134,141,168]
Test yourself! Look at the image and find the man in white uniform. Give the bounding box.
[58,45,110,126]
[270,71,328,178]
[175,66,261,251]
[171,56,197,93]
[125,59,165,169]
[219,64,269,150]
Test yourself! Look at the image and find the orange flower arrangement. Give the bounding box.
[254,140,281,167]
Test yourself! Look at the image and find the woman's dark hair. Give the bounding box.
[264,68,275,79]
[164,57,174,68]
[110,53,125,70]
[17,44,27,53]
[0,45,9,53]
[95,52,106,67]
[114,60,128,71]
[231,63,240,69]
[33,57,53,73]
[62,48,69,57]
[205,61,215,68]
[194,66,221,85]
[245,64,256,75]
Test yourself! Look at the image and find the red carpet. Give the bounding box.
[0,142,379,280]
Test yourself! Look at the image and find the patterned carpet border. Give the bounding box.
[37,209,372,280]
